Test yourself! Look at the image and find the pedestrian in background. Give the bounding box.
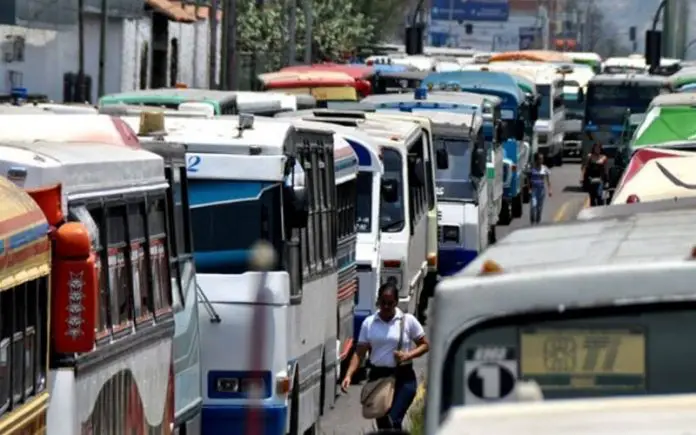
[529,152,552,225]
[582,142,608,206]
[341,282,429,431]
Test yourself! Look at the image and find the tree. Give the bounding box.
[236,0,377,71]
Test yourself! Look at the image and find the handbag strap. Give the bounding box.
[395,316,405,366]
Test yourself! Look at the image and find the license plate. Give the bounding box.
[520,328,646,391]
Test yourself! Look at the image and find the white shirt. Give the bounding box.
[357,308,425,367]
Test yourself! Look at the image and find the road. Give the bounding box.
[319,162,588,434]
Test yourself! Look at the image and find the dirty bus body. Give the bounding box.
[133,115,356,434]
[0,112,203,434]
[581,74,671,162]
[426,201,696,434]
[0,136,176,434]
[0,176,52,435]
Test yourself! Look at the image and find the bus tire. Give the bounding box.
[498,200,511,225]
[288,370,300,435]
[554,150,564,167]
[512,195,523,218]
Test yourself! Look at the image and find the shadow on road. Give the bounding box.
[563,185,584,193]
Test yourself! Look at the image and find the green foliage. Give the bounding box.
[236,0,378,70]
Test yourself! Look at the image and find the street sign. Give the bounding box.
[431,0,510,22]
[463,346,518,404]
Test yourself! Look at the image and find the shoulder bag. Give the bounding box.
[360,316,405,419]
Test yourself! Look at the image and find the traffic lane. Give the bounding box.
[319,163,586,434]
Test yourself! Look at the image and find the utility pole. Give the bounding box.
[225,0,238,90]
[303,0,312,63]
[209,0,219,88]
[97,0,108,99]
[77,0,85,102]
[288,0,296,64]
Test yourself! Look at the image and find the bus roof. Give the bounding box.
[438,394,696,434]
[361,92,482,112]
[0,113,139,146]
[589,74,667,86]
[649,92,696,107]
[0,175,50,291]
[451,205,696,276]
[0,140,165,199]
[422,70,520,89]
[122,116,295,156]
[378,109,481,136]
[99,88,240,105]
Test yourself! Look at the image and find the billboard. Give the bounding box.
[431,0,510,22]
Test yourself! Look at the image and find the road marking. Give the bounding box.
[553,201,571,222]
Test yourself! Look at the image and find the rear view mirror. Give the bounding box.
[515,119,525,141]
[381,179,399,203]
[408,155,425,186]
[471,144,486,178]
[436,148,449,169]
[284,185,309,228]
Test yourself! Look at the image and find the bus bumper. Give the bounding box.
[202,404,287,435]
[438,247,478,277]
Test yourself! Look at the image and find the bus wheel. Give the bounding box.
[522,185,530,203]
[512,195,523,218]
[498,200,511,225]
[288,371,300,435]
[554,150,564,167]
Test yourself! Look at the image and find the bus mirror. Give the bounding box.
[515,119,525,141]
[577,88,585,103]
[471,145,486,178]
[381,179,399,203]
[436,148,449,169]
[285,185,309,228]
[408,155,425,187]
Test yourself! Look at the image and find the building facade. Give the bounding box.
[0,0,220,102]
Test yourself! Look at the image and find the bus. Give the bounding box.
[426,199,696,434]
[0,133,176,434]
[123,114,358,435]
[301,115,431,320]
[0,112,203,434]
[533,70,566,166]
[0,176,52,435]
[580,74,671,163]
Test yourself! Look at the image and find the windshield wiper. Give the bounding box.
[381,220,405,232]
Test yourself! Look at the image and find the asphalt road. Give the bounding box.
[319,162,588,434]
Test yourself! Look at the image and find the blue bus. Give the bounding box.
[422,71,531,222]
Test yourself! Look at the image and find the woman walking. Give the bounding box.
[582,142,608,206]
[341,282,430,431]
[529,152,552,225]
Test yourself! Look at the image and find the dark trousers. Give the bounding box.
[367,364,418,431]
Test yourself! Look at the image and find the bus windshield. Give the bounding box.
[440,301,696,416]
[356,172,373,233]
[188,180,284,273]
[433,137,475,201]
[586,84,663,124]
[380,149,405,233]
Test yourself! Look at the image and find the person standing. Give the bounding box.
[582,142,608,206]
[529,152,552,225]
[341,282,430,431]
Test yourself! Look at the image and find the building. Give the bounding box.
[428,0,546,51]
[0,0,220,103]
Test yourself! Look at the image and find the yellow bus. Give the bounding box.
[0,175,52,434]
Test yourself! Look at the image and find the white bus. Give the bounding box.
[122,114,358,435]
[533,71,566,166]
[0,112,203,434]
[426,200,696,434]
[0,134,176,434]
[301,115,431,319]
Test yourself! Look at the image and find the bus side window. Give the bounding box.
[299,146,312,277]
[310,148,323,272]
[318,149,331,266]
[147,199,173,317]
[326,144,337,260]
[423,131,435,211]
[165,167,184,310]
[127,203,150,322]
[106,205,133,332]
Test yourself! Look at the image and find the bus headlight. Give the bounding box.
[442,226,459,243]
